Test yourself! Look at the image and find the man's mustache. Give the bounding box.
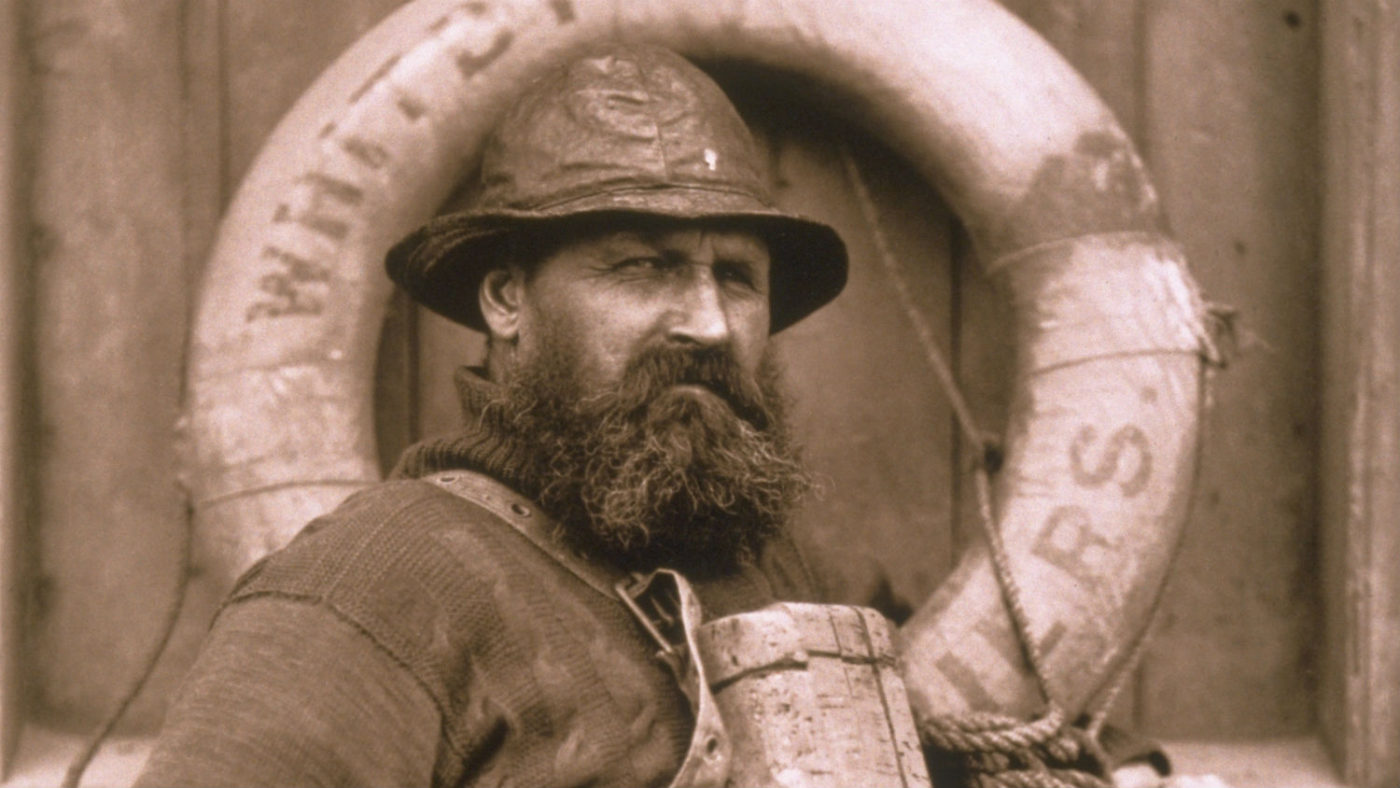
[607,345,770,429]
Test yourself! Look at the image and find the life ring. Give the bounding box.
[182,0,1214,724]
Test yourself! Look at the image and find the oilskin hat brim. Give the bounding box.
[385,187,848,334]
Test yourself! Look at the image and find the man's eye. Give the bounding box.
[613,256,668,272]
[716,263,757,289]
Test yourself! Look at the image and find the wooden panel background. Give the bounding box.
[11,0,1327,749]
[1319,1,1400,784]
[1,0,29,766]
[1135,1,1322,738]
[24,0,195,732]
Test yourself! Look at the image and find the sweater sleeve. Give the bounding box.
[135,596,441,788]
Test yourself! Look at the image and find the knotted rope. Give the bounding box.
[921,707,1112,788]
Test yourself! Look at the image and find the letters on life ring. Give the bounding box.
[182,0,1215,723]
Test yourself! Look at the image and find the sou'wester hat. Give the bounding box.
[385,43,848,333]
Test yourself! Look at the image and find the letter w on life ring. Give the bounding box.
[1069,425,1152,497]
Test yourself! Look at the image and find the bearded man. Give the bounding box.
[136,43,849,787]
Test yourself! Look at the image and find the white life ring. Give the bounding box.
[182,0,1213,723]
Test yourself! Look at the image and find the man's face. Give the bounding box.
[481,221,809,574]
[512,225,772,396]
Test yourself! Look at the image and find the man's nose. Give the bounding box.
[665,267,730,347]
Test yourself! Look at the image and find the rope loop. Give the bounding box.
[920,705,1114,788]
[920,706,1066,753]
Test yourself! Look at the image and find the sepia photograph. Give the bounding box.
[0,1,1396,786]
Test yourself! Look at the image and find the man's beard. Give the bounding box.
[483,335,811,576]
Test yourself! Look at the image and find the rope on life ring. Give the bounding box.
[840,144,1222,787]
[180,0,1217,749]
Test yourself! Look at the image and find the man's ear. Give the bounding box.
[479,267,524,341]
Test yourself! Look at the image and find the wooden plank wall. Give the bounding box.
[1136,1,1322,738]
[12,0,1332,754]
[1319,1,1400,784]
[24,0,193,732]
[1,0,28,766]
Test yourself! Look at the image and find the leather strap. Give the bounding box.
[425,470,619,598]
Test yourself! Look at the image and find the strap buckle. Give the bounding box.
[616,570,732,788]
[615,572,694,705]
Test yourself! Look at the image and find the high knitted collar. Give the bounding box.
[390,367,536,489]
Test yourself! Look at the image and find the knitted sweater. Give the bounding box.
[136,370,817,788]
